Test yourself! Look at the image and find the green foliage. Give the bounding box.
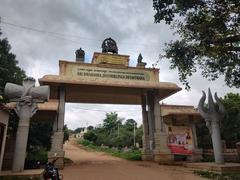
[7,110,19,134]
[1,176,41,180]
[26,121,52,166]
[124,119,136,130]
[26,146,48,163]
[63,124,70,142]
[196,122,212,149]
[79,139,93,146]
[103,112,122,135]
[87,125,94,131]
[80,112,143,150]
[28,121,52,150]
[221,93,240,147]
[194,170,240,180]
[78,140,142,161]
[0,26,26,144]
[74,127,85,133]
[83,131,97,142]
[0,27,26,98]
[153,0,240,89]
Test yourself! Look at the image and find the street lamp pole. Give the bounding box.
[118,123,119,137]
[133,122,136,147]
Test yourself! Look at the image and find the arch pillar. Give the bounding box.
[141,94,153,160]
[48,86,65,169]
[152,91,173,163]
[142,90,173,162]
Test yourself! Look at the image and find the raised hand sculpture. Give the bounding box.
[198,88,226,164]
[4,77,49,172]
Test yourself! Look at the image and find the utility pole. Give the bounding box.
[118,123,119,137]
[133,122,136,147]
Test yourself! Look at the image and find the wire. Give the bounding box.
[0,19,162,48]
[69,107,141,113]
[0,18,162,63]
[1,20,101,42]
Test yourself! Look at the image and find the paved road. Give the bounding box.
[61,140,205,180]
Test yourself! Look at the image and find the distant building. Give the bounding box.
[75,128,88,139]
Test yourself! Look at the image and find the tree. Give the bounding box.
[103,112,122,134]
[82,112,143,149]
[83,131,97,143]
[87,125,94,131]
[221,93,240,147]
[63,124,70,142]
[28,121,53,150]
[74,127,85,133]
[26,121,53,166]
[0,25,26,98]
[0,24,30,163]
[124,119,137,131]
[153,0,240,89]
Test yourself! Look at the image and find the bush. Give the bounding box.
[78,140,142,161]
[194,170,240,180]
[78,139,92,146]
[83,131,97,142]
[1,176,41,180]
[25,146,48,169]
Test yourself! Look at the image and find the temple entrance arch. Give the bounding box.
[39,41,181,168]
[39,53,180,167]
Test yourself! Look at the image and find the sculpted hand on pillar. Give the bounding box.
[198,88,226,124]
[198,88,226,164]
[4,77,50,172]
[5,77,50,117]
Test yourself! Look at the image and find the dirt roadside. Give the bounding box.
[61,140,206,180]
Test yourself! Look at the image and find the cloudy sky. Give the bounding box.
[0,0,238,129]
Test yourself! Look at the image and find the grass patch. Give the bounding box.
[194,170,240,180]
[0,176,41,180]
[78,139,142,161]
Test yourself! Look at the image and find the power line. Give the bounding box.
[0,19,162,48]
[0,18,163,63]
[1,20,102,42]
[70,107,141,113]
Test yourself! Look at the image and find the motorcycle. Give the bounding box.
[43,157,63,180]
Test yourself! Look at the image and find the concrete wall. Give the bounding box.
[203,149,239,162]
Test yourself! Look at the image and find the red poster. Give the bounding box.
[167,126,193,155]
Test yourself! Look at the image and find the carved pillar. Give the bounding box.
[187,116,202,162]
[146,91,155,153]
[211,120,224,163]
[153,91,173,163]
[12,105,32,172]
[198,89,225,164]
[4,77,49,172]
[190,119,198,149]
[48,86,65,169]
[141,94,153,160]
[57,86,65,132]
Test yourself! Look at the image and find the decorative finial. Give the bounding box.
[75,48,85,62]
[101,37,118,54]
[198,88,226,164]
[137,53,147,68]
[137,53,143,63]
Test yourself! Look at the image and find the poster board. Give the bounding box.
[167,126,193,155]
[59,61,159,83]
